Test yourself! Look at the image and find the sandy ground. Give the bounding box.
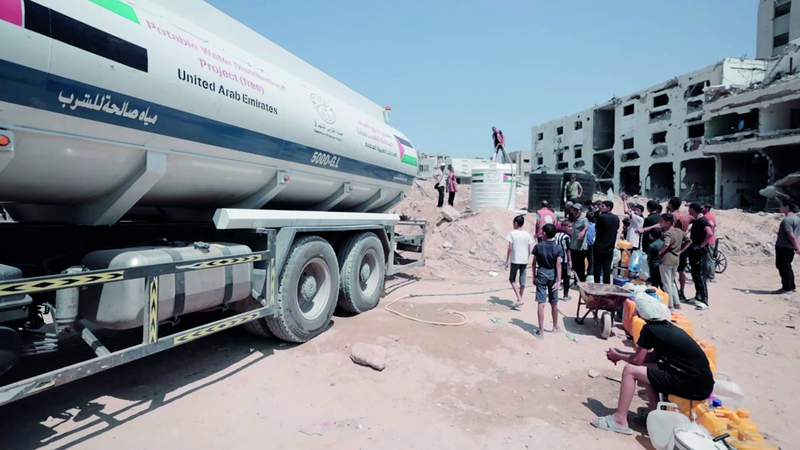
[0,187,797,449]
[0,253,797,450]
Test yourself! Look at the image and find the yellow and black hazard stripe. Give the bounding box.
[0,271,124,296]
[173,312,260,345]
[147,277,159,343]
[176,254,262,270]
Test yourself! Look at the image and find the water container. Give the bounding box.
[667,395,707,418]
[528,167,562,211]
[471,162,516,210]
[632,316,646,345]
[622,299,636,334]
[695,339,717,370]
[562,169,595,207]
[648,402,691,450]
[696,403,731,437]
[613,276,630,286]
[672,425,726,450]
[730,441,778,450]
[713,373,746,409]
[670,314,694,337]
[617,239,633,250]
[731,410,758,434]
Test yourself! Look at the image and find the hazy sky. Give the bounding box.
[206,0,757,158]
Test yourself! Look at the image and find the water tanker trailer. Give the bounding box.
[0,0,425,406]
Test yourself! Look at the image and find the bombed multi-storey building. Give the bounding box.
[704,43,800,209]
[530,59,767,202]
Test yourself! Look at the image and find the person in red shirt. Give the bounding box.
[536,201,556,242]
[702,204,717,282]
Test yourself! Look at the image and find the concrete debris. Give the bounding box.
[587,370,600,378]
[440,205,462,222]
[442,241,454,250]
[350,343,387,371]
[488,271,499,277]
[469,246,478,255]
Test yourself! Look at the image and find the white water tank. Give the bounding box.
[470,162,516,210]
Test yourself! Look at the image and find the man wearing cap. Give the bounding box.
[433,163,446,208]
[570,204,590,282]
[591,294,714,435]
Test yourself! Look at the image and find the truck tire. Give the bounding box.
[242,318,273,338]
[265,236,339,342]
[338,232,385,314]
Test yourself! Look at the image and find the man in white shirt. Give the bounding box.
[505,215,534,309]
[433,163,446,207]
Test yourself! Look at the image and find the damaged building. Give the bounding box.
[531,59,767,202]
[704,43,800,209]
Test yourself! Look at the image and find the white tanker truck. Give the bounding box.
[0,0,425,405]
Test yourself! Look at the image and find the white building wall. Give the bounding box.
[531,59,767,201]
[756,0,800,59]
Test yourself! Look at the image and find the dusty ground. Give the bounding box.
[0,188,797,449]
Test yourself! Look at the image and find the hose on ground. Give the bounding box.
[383,287,511,326]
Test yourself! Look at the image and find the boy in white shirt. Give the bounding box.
[505,215,534,309]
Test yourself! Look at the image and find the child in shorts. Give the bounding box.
[531,224,565,338]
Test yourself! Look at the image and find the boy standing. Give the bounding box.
[505,215,534,309]
[658,213,689,310]
[555,221,573,300]
[532,224,564,338]
[646,229,664,289]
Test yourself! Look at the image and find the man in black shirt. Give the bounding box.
[593,200,620,284]
[680,202,713,310]
[591,294,713,435]
[639,200,663,251]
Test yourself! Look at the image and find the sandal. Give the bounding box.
[591,415,633,435]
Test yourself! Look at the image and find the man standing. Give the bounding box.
[639,200,663,252]
[536,201,556,242]
[594,200,620,284]
[532,224,564,338]
[505,215,534,308]
[667,197,691,302]
[702,204,717,283]
[658,213,690,309]
[775,199,800,294]
[570,205,590,282]
[433,163,446,208]
[681,203,713,310]
[564,174,583,204]
[555,221,573,300]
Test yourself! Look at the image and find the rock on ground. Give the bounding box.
[441,205,462,222]
[350,343,387,371]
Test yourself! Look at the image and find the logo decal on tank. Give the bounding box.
[310,93,337,124]
[394,135,418,167]
[0,0,148,72]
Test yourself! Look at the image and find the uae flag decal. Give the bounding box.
[394,135,418,167]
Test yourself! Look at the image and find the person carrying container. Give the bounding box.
[590,293,714,435]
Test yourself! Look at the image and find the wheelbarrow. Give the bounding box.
[574,281,632,339]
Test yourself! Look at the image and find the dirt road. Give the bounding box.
[0,254,797,449]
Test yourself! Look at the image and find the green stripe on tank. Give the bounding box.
[401,154,418,166]
[87,0,140,24]
[472,173,484,177]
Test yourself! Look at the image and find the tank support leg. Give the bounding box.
[352,188,387,212]
[312,182,351,211]
[234,170,288,209]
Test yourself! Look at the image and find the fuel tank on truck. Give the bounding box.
[0,0,418,225]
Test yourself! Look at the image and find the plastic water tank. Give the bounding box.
[470,162,516,210]
[528,167,562,211]
[563,170,596,207]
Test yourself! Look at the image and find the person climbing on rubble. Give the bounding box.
[590,293,714,435]
[531,224,563,338]
[505,215,534,309]
[491,126,506,162]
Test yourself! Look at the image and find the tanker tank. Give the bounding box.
[0,0,418,225]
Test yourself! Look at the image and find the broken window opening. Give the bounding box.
[680,158,716,203]
[556,162,569,170]
[623,104,634,116]
[687,100,703,113]
[557,126,564,135]
[647,162,675,200]
[719,152,769,210]
[653,94,669,108]
[774,32,790,48]
[537,157,544,166]
[557,152,564,162]
[575,146,583,158]
[620,166,641,196]
[684,81,709,99]
[593,108,615,151]
[537,132,544,141]
[651,131,667,144]
[523,159,530,163]
[574,160,586,169]
[593,152,615,179]
[621,151,640,162]
[688,123,705,139]
[623,138,634,150]
[775,2,791,19]
[706,110,759,138]
[575,120,583,130]
[684,139,702,153]
[649,109,672,122]
[651,145,669,158]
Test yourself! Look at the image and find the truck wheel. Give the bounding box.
[265,236,339,342]
[242,318,273,338]
[338,232,385,313]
